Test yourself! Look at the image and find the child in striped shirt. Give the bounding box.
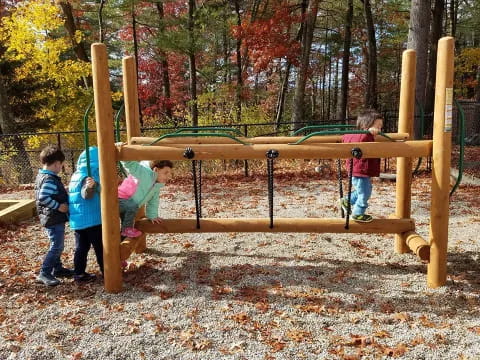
[35,145,74,286]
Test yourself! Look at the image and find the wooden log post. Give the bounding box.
[395,49,416,254]
[427,37,454,288]
[122,56,147,254]
[122,56,141,144]
[404,231,430,262]
[92,43,123,293]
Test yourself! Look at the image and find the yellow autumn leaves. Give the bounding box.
[0,0,91,133]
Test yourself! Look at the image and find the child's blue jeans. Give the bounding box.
[349,176,372,216]
[119,198,139,230]
[41,223,65,275]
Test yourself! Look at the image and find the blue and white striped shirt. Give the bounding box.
[37,169,61,210]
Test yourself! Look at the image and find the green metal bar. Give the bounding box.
[173,127,244,137]
[450,100,465,196]
[291,130,396,145]
[413,100,425,175]
[293,124,355,135]
[83,99,94,178]
[147,132,250,146]
[115,102,125,143]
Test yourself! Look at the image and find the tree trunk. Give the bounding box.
[291,0,320,132]
[333,59,339,120]
[131,5,144,126]
[449,0,457,36]
[58,1,90,64]
[156,2,173,121]
[362,0,378,109]
[234,0,242,123]
[98,0,106,43]
[337,0,353,122]
[425,0,445,116]
[222,4,230,83]
[0,77,34,184]
[407,0,431,139]
[274,62,292,130]
[58,1,92,88]
[188,0,198,126]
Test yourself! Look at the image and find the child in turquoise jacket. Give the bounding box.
[118,160,173,238]
[68,147,104,282]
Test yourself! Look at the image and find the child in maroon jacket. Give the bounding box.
[341,109,383,223]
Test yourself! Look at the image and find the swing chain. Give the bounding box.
[336,159,344,218]
[345,147,362,229]
[266,149,279,229]
[184,147,201,229]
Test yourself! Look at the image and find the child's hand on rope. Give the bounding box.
[150,217,163,224]
[368,127,380,136]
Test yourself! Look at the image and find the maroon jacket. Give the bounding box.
[341,133,380,177]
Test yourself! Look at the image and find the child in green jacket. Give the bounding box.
[118,160,173,238]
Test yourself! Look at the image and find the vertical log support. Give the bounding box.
[122,55,147,254]
[427,37,454,288]
[122,56,141,143]
[395,49,416,253]
[92,43,123,293]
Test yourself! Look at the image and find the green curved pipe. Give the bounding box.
[291,130,396,145]
[147,132,250,146]
[293,124,356,135]
[450,100,465,196]
[83,99,94,178]
[115,102,125,143]
[174,127,244,137]
[413,100,425,175]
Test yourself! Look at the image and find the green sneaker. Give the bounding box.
[339,198,351,214]
[352,214,373,223]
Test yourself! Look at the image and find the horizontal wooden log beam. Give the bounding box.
[404,231,430,262]
[131,133,409,145]
[118,140,432,161]
[120,237,141,261]
[136,218,415,234]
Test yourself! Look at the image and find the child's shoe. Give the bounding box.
[74,272,96,283]
[121,227,142,238]
[352,214,373,223]
[53,267,75,278]
[339,198,352,214]
[36,272,60,286]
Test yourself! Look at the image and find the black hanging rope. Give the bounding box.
[345,147,363,230]
[336,159,344,218]
[198,160,202,218]
[266,149,279,229]
[184,147,201,229]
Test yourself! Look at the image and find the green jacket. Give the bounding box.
[121,161,164,219]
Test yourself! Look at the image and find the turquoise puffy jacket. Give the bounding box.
[68,147,102,230]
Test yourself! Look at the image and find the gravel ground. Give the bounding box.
[0,164,480,360]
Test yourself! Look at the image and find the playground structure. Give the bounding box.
[0,199,36,225]
[91,37,454,293]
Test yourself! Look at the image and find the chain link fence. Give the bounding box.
[0,108,477,186]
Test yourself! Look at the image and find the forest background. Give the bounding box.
[0,0,479,183]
